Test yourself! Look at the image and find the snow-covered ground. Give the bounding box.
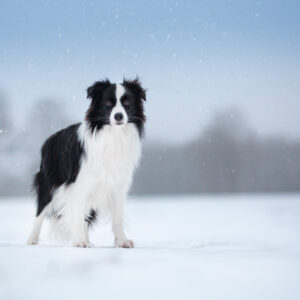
[0,194,299,300]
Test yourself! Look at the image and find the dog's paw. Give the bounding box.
[26,237,38,245]
[27,240,38,246]
[73,241,91,248]
[115,239,135,248]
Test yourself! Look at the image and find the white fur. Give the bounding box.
[28,120,141,247]
[110,84,128,125]
[27,208,47,245]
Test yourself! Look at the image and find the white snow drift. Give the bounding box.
[0,194,299,300]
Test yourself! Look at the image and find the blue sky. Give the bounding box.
[1,0,300,142]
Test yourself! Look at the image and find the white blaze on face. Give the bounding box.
[110,84,128,125]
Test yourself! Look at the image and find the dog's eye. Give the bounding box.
[105,100,113,107]
[123,99,130,107]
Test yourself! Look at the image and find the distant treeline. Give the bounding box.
[132,110,300,194]
[0,93,299,196]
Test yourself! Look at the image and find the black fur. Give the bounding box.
[85,209,99,228]
[34,123,84,216]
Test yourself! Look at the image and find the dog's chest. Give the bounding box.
[82,124,141,186]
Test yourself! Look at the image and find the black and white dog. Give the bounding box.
[27,78,146,248]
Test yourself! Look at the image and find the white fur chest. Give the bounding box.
[78,122,141,198]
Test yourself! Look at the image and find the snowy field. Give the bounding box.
[0,194,300,300]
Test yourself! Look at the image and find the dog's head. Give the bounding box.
[85,77,146,135]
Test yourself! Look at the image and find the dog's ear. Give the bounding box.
[123,77,146,101]
[87,79,111,100]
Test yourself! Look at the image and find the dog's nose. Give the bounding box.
[114,113,123,122]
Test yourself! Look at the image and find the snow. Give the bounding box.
[0,194,300,300]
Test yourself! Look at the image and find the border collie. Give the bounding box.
[27,78,146,248]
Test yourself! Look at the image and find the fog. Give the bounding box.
[0,96,299,196]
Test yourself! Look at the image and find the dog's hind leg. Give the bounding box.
[27,208,47,245]
[27,170,50,245]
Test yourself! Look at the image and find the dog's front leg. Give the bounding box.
[111,195,134,248]
[65,189,90,248]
